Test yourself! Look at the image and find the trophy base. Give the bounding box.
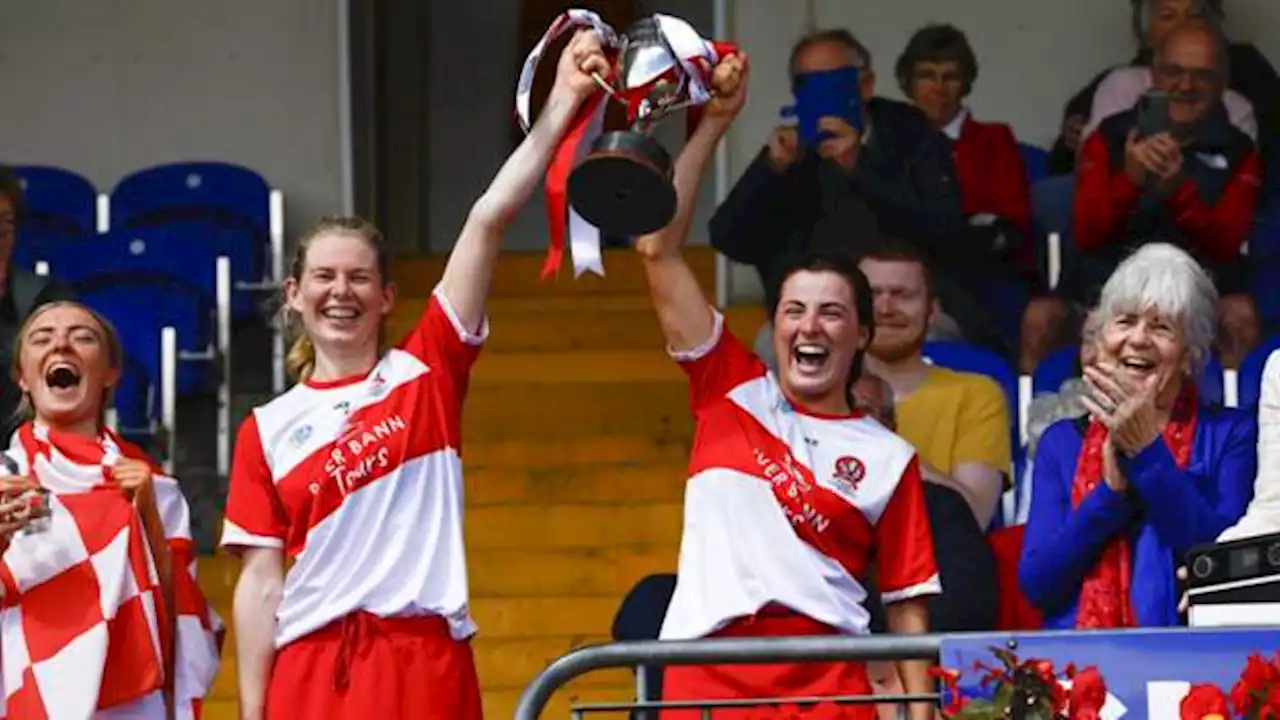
[568,132,676,237]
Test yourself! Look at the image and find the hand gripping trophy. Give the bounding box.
[515,9,737,278]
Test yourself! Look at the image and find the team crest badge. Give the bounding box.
[832,456,865,493]
[290,424,312,447]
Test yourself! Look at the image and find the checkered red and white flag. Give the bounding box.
[0,423,223,719]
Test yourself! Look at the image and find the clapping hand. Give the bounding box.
[1081,364,1167,456]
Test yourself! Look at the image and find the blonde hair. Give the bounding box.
[281,216,390,381]
[11,300,124,424]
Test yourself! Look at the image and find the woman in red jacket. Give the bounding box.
[896,23,1032,242]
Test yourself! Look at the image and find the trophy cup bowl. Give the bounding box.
[568,17,684,237]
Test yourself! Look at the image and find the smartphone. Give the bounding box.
[782,67,864,147]
[1135,91,1172,139]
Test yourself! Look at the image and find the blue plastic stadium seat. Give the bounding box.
[13,165,97,238]
[1032,346,1078,396]
[1239,337,1280,409]
[111,357,156,436]
[1018,143,1050,188]
[111,161,270,234]
[76,279,210,394]
[33,225,258,319]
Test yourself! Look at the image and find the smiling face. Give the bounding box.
[16,303,119,431]
[908,60,966,129]
[1152,25,1225,128]
[285,231,394,367]
[860,256,936,363]
[1096,305,1188,404]
[771,269,869,411]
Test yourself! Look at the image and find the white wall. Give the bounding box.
[721,0,1280,303]
[0,0,342,237]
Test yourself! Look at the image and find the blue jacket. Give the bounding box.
[1019,406,1257,628]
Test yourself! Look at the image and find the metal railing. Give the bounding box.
[514,634,943,719]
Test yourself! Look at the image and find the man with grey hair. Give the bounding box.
[1072,21,1262,368]
[707,28,1016,353]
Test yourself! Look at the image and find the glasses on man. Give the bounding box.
[1153,62,1222,88]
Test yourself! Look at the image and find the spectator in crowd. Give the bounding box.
[1072,22,1262,367]
[896,24,1032,261]
[860,240,1011,529]
[0,166,74,436]
[639,55,936,720]
[1048,0,1280,174]
[1019,243,1256,628]
[855,370,997,719]
[1084,1,1258,145]
[896,23,1041,348]
[710,29,1014,355]
[1218,348,1280,541]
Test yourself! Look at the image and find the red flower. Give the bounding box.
[930,666,964,715]
[1235,652,1280,716]
[1181,684,1229,720]
[1069,667,1107,720]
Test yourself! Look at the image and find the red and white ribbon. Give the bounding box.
[515,10,729,279]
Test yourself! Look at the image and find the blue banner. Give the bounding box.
[940,628,1280,720]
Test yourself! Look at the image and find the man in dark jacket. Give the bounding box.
[709,29,1015,355]
[0,166,76,435]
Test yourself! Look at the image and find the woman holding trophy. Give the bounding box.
[0,300,221,719]
[632,45,939,720]
[219,27,612,720]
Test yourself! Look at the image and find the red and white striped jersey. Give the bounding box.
[221,288,486,646]
[0,422,222,719]
[659,313,941,641]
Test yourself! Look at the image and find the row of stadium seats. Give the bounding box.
[13,163,286,474]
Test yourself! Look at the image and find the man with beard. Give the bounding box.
[860,240,1010,529]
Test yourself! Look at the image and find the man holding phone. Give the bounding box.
[708,29,1013,355]
[1073,22,1262,366]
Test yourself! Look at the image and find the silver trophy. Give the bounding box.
[568,16,715,237]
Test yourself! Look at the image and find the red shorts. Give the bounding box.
[661,606,875,720]
[265,611,482,720]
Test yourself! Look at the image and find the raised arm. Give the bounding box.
[438,29,610,333]
[636,54,749,352]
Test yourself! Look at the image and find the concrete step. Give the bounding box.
[464,435,691,469]
[470,545,678,597]
[200,677,636,718]
[465,503,684,550]
[473,635,621,690]
[470,596,623,638]
[462,381,692,442]
[464,461,688,506]
[471,350,682,386]
[389,248,716,299]
[388,296,765,354]
[484,686,634,720]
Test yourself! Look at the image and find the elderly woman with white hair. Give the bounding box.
[1019,243,1256,628]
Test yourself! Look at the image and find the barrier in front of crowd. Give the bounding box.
[513,633,941,719]
[515,626,1280,720]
